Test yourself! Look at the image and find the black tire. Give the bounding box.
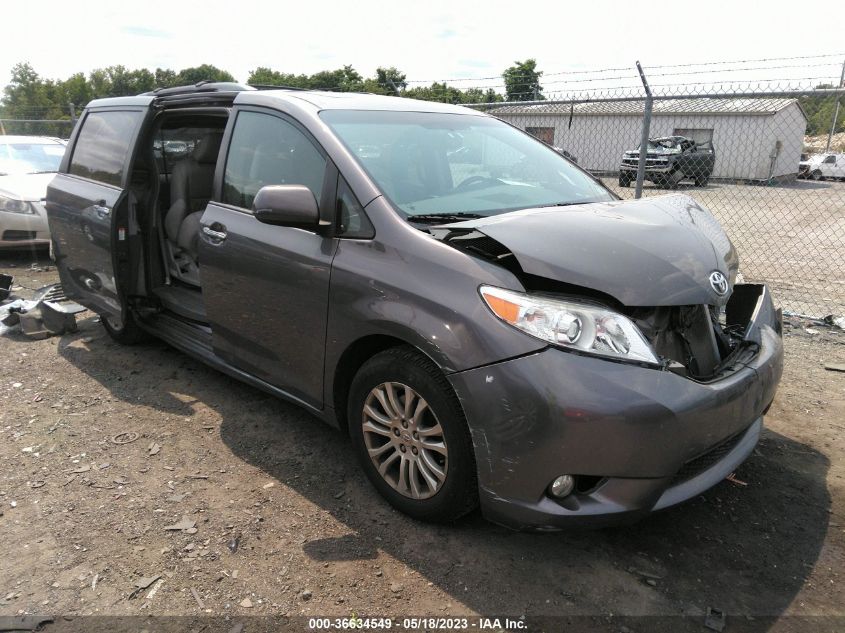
[618,174,631,187]
[347,346,478,523]
[101,311,149,345]
[694,175,709,187]
[811,169,824,181]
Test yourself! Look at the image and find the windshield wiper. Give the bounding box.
[537,201,590,208]
[407,212,485,224]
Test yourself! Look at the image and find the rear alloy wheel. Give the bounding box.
[348,346,477,522]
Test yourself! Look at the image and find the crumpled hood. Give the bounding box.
[439,194,739,307]
[0,172,56,201]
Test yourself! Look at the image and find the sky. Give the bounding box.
[3,0,844,97]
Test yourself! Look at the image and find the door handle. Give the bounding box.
[93,204,111,219]
[202,226,227,242]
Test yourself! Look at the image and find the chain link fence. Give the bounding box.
[0,104,76,137]
[469,77,845,318]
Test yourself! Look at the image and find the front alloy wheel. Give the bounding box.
[348,346,477,522]
[362,382,448,499]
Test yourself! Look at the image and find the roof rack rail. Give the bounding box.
[247,84,310,91]
[143,82,253,97]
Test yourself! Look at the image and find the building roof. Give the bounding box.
[489,97,804,118]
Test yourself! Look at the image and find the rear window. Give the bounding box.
[69,111,142,186]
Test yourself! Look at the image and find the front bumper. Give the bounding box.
[0,202,50,249]
[449,285,783,530]
[620,163,672,174]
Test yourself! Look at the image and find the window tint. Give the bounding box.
[337,177,374,238]
[70,111,141,186]
[823,155,836,164]
[223,111,326,210]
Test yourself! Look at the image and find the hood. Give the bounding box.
[437,194,739,307]
[0,172,57,201]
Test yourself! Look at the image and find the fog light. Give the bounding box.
[549,475,575,498]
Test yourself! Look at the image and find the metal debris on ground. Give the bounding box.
[228,535,241,553]
[824,363,845,373]
[111,431,139,445]
[824,315,845,330]
[704,606,726,632]
[725,472,748,486]
[0,273,12,302]
[0,283,85,338]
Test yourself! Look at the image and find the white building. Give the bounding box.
[489,98,808,181]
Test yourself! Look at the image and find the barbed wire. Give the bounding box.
[644,52,845,70]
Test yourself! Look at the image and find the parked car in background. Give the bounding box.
[619,136,715,188]
[0,136,66,249]
[799,152,845,180]
[46,84,782,530]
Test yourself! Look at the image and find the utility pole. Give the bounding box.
[825,58,845,153]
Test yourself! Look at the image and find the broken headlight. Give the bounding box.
[480,285,659,365]
[0,192,34,215]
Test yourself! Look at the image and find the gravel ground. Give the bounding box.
[1,250,844,632]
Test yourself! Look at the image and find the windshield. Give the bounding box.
[0,141,65,175]
[644,138,683,153]
[320,110,614,217]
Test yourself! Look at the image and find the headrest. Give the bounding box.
[193,131,223,164]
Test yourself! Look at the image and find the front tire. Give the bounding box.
[618,173,631,187]
[348,346,478,523]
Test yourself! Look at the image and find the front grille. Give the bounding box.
[670,427,748,486]
[2,230,37,241]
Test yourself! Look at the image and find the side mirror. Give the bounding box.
[252,185,319,229]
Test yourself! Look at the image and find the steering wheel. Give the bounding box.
[454,175,500,191]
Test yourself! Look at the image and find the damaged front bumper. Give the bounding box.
[448,284,783,530]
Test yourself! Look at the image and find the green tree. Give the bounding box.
[375,67,407,94]
[503,59,543,102]
[175,64,236,85]
[155,68,179,88]
[799,84,845,137]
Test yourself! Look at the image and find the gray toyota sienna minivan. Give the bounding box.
[46,82,783,530]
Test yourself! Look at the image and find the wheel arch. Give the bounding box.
[331,333,449,436]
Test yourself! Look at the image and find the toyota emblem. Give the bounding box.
[709,271,729,296]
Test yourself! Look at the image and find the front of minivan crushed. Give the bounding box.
[46,85,783,531]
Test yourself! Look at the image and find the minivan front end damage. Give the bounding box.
[448,283,782,530]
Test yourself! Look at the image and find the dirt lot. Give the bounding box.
[1,251,845,632]
[606,178,845,318]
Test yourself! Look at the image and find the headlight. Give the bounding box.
[480,285,659,365]
[0,192,34,215]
